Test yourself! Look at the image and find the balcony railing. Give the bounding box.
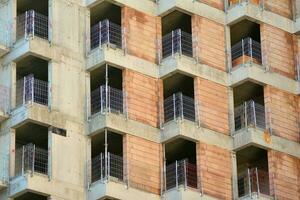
[164,159,197,191]
[231,37,262,68]
[238,167,270,198]
[90,85,125,116]
[16,10,49,40]
[0,85,9,114]
[14,143,48,177]
[162,29,193,59]
[16,75,49,107]
[234,100,266,132]
[91,152,123,184]
[163,92,197,124]
[90,19,122,50]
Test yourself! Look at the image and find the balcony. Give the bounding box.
[0,85,10,122]
[238,168,270,199]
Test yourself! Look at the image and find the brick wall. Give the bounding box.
[198,143,232,200]
[123,69,159,127]
[124,134,161,194]
[261,23,296,79]
[268,150,300,199]
[192,15,226,71]
[264,85,299,142]
[122,6,161,63]
[264,0,293,19]
[200,0,224,10]
[194,77,229,135]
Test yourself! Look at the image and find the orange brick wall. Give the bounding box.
[123,69,159,127]
[261,23,296,79]
[268,150,300,199]
[198,143,232,200]
[194,77,229,135]
[124,134,161,194]
[122,6,161,63]
[264,0,293,19]
[200,0,224,10]
[264,85,299,142]
[192,15,226,71]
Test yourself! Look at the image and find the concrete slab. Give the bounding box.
[226,2,294,34]
[229,63,299,95]
[161,120,232,150]
[163,186,217,200]
[232,127,300,158]
[86,46,158,78]
[159,55,228,86]
[0,44,9,57]
[88,180,160,200]
[0,110,9,122]
[0,180,7,190]
[9,174,50,198]
[239,192,272,200]
[295,17,300,34]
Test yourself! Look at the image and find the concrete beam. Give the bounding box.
[226,3,294,34]
[229,63,299,95]
[0,44,9,58]
[88,181,160,200]
[233,127,300,159]
[0,111,9,122]
[163,187,217,200]
[295,17,300,34]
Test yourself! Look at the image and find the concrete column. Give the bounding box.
[85,72,91,120]
[10,62,16,109]
[228,88,235,134]
[48,0,53,42]
[86,137,91,188]
[48,127,52,180]
[224,26,232,72]
[231,152,238,200]
[9,129,15,177]
[48,61,58,111]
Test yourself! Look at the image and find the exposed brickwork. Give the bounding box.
[122,6,161,63]
[268,150,300,199]
[264,0,293,19]
[123,69,159,127]
[261,23,296,79]
[264,85,299,142]
[194,77,229,135]
[201,0,224,10]
[192,15,226,71]
[124,134,161,194]
[198,143,232,200]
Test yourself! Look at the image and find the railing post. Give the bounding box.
[242,38,245,66]
[25,11,28,39]
[175,160,178,190]
[99,21,102,47]
[255,167,260,198]
[23,77,26,105]
[31,76,34,103]
[100,153,103,180]
[252,101,257,127]
[21,146,25,175]
[180,93,183,120]
[171,30,174,57]
[183,160,187,190]
[32,10,35,38]
[249,38,253,63]
[178,29,182,56]
[244,101,248,128]
[106,20,110,44]
[31,144,35,175]
[107,152,110,180]
[163,159,167,191]
[108,86,111,113]
[247,168,252,197]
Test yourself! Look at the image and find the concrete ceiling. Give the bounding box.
[90,1,121,26]
[17,0,48,15]
[230,19,260,45]
[162,10,191,35]
[163,73,194,98]
[233,81,264,107]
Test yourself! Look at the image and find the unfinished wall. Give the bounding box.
[122,6,161,63]
[200,0,224,10]
[192,15,226,71]
[264,85,299,142]
[198,143,232,200]
[194,77,229,135]
[261,23,296,79]
[264,0,293,19]
[268,150,300,199]
[123,69,159,127]
[124,134,161,194]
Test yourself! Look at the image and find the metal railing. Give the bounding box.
[238,167,270,198]
[231,37,262,68]
[16,10,49,40]
[164,159,197,191]
[15,143,48,177]
[163,92,197,123]
[91,152,123,183]
[234,100,266,132]
[0,154,9,183]
[90,85,125,116]
[0,85,9,114]
[162,29,193,59]
[90,19,122,50]
[16,75,49,107]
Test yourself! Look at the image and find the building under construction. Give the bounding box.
[0,0,300,199]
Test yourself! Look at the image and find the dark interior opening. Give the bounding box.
[162,11,191,36]
[163,73,194,99]
[17,0,48,15]
[233,81,264,107]
[90,2,121,27]
[15,192,48,200]
[230,20,260,46]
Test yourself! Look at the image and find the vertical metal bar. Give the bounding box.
[99,21,102,47]
[100,86,103,113]
[244,101,248,128]
[23,77,26,105]
[32,10,35,38]
[31,77,34,103]
[107,20,110,44]
[108,86,111,113]
[108,152,110,179]
[242,39,245,66]
[180,93,183,120]
[100,153,103,180]
[163,148,167,192]
[252,101,257,127]
[21,146,25,175]
[171,31,174,57]
[256,167,260,198]
[249,38,253,63]
[247,168,252,197]
[105,64,108,114]
[183,160,187,190]
[173,93,176,121]
[178,29,182,55]
[25,11,28,39]
[104,129,108,180]
[175,160,178,189]
[32,145,35,175]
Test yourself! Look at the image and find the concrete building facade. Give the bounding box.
[0,0,299,200]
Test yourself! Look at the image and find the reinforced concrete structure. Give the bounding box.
[0,0,300,200]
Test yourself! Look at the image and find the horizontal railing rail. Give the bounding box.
[14,143,48,177]
[91,152,123,184]
[90,85,125,116]
[234,100,265,132]
[90,19,122,50]
[238,167,270,198]
[164,92,196,123]
[164,159,197,191]
[16,75,49,107]
[16,10,49,40]
[162,29,193,59]
[231,37,262,68]
[0,85,10,114]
